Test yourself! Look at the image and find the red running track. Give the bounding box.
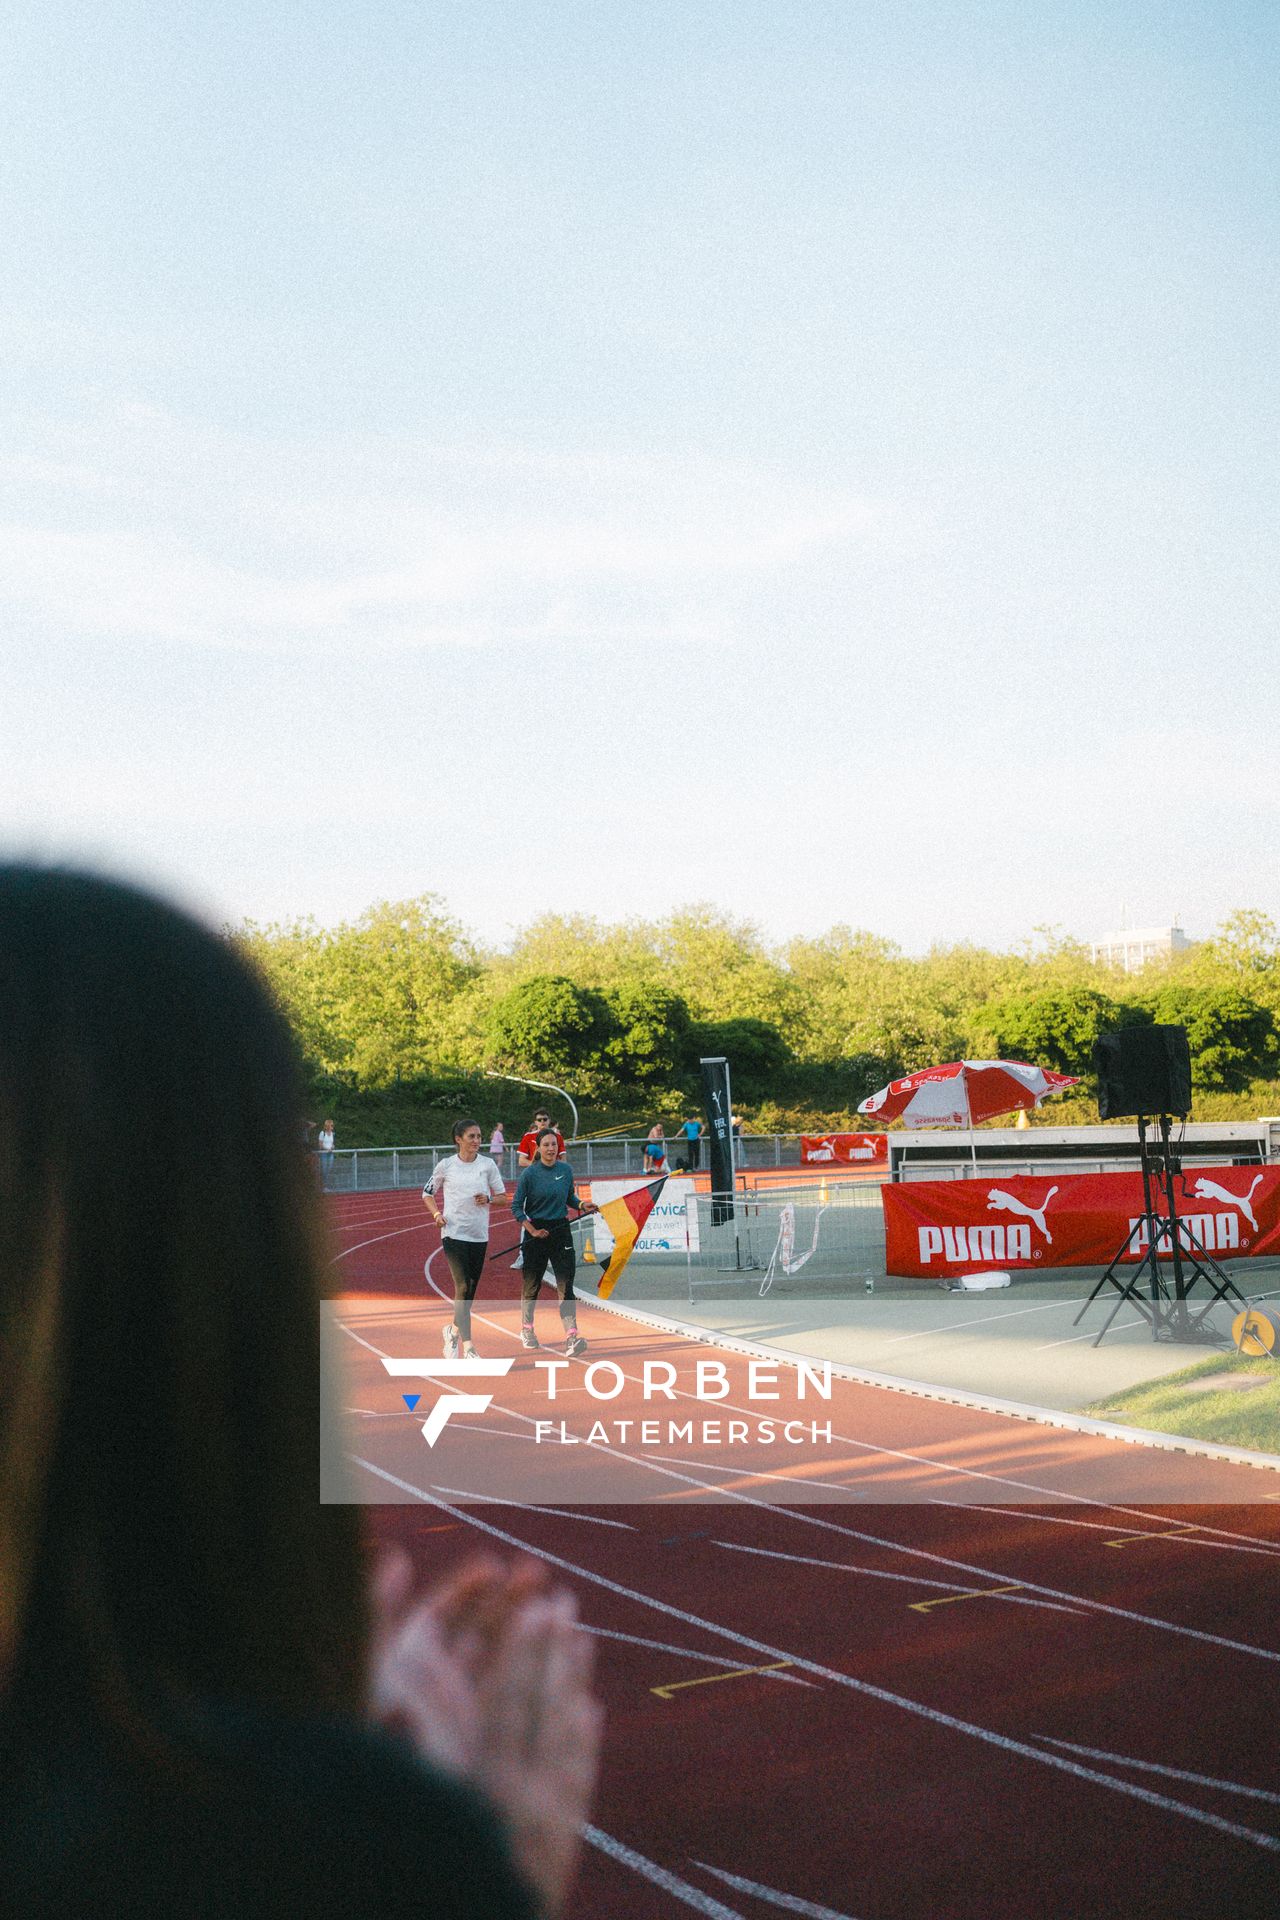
[330,1189,1280,1920]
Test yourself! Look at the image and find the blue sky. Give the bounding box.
[3,2,1276,949]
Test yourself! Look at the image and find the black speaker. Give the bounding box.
[1092,1024,1192,1119]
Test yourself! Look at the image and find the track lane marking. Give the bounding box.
[584,1826,747,1917]
[652,1661,796,1701]
[909,1583,1028,1614]
[694,1862,860,1919]
[1035,1737,1280,1805]
[578,1623,813,1684]
[927,1498,1280,1557]
[340,1310,1280,1662]
[351,1461,1280,1855]
[713,1540,1084,1617]
[1105,1525,1202,1549]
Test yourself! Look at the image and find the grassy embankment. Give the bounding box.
[1085,1351,1280,1453]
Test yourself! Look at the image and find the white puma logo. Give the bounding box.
[808,1140,837,1160]
[1190,1174,1264,1233]
[986,1186,1058,1243]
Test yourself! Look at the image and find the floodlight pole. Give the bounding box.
[484,1070,579,1139]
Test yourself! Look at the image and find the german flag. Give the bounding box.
[593,1176,667,1299]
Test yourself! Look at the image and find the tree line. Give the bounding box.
[233,903,1280,1143]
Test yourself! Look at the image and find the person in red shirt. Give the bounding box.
[517,1108,565,1167]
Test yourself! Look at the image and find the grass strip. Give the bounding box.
[1085,1352,1280,1453]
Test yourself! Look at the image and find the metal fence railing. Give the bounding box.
[684,1186,886,1303]
[317,1134,818,1193]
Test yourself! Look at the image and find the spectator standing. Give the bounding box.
[489,1119,505,1162]
[679,1115,703,1171]
[317,1116,335,1187]
[517,1108,565,1168]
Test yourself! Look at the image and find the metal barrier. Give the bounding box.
[685,1185,885,1303]
[317,1134,816,1193]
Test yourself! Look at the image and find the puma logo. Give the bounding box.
[986,1186,1058,1243]
[1190,1174,1264,1233]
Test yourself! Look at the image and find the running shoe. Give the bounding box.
[443,1323,460,1360]
[461,1341,480,1361]
[563,1331,588,1359]
[519,1325,540,1350]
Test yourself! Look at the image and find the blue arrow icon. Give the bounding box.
[402,1393,421,1412]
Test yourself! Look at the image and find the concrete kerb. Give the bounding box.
[582,1290,1280,1480]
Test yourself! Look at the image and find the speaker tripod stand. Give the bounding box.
[1074,1113,1249,1348]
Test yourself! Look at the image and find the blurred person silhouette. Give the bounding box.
[0,865,600,1920]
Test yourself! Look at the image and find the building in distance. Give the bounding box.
[1090,925,1192,974]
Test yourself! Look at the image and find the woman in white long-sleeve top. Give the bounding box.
[424,1118,507,1359]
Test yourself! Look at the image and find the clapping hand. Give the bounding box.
[371,1550,603,1917]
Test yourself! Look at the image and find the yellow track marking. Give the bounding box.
[909,1583,1026,1613]
[651,1661,795,1700]
[1105,1526,1200,1549]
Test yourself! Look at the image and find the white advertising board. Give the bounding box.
[587,1177,699,1255]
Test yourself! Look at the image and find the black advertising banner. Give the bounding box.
[700,1055,735,1225]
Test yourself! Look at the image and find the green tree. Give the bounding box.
[655,906,801,1029]
[1143,984,1277,1092]
[235,896,476,1085]
[1183,911,1280,1017]
[977,986,1123,1076]
[485,975,616,1078]
[602,980,691,1084]
[688,1017,791,1099]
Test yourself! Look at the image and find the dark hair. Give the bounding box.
[0,866,366,1736]
[535,1127,559,1147]
[452,1117,481,1142]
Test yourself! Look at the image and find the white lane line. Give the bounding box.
[583,1827,747,1917]
[646,1451,868,1498]
[430,1485,635,1529]
[340,1314,1280,1664]
[1036,1737,1280,1805]
[332,1203,424,1229]
[349,1461,1280,1856]
[713,1540,1087,1617]
[695,1861,859,1919]
[1034,1320,1148,1350]
[332,1221,435,1260]
[880,1297,1087,1345]
[578,1623,816,1685]
[928,1497,1280,1557]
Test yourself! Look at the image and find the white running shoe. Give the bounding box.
[443,1323,460,1359]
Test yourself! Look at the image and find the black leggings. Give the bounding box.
[441,1237,487,1341]
[520,1225,578,1326]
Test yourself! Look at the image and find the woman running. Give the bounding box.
[424,1118,507,1359]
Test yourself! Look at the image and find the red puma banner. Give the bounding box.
[800,1133,889,1165]
[882,1166,1280,1279]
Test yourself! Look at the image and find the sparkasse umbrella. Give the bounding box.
[857,1059,1079,1130]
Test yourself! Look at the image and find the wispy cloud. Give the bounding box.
[2,405,885,653]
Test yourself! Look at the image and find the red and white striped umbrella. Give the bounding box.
[857,1059,1079,1129]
